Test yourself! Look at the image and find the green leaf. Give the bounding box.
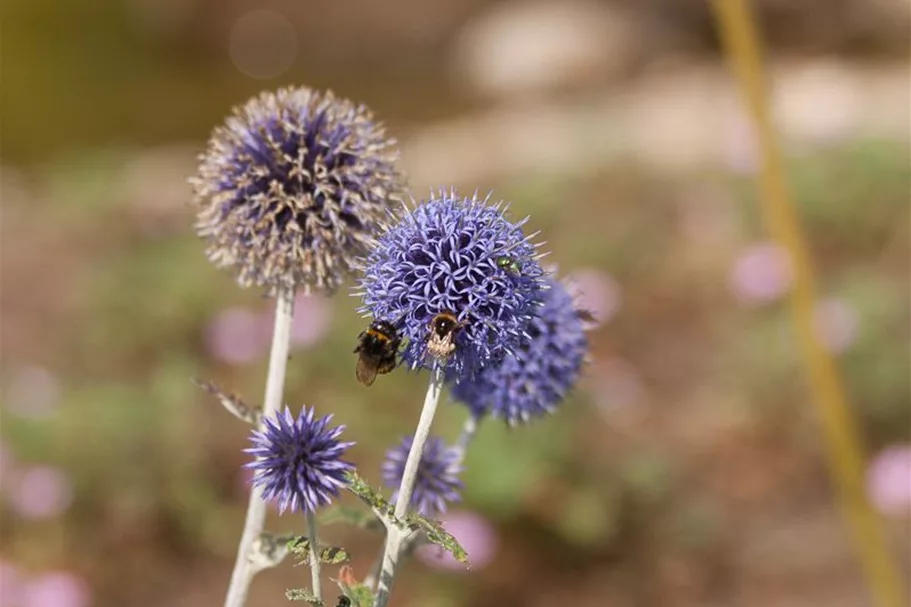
[343,473,469,566]
[404,513,470,567]
[333,580,374,607]
[287,537,351,565]
[285,588,323,604]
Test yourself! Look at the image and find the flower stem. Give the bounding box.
[709,2,905,607]
[454,414,479,462]
[307,510,322,601]
[373,363,446,607]
[224,288,295,607]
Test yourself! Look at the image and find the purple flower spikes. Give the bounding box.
[452,277,588,425]
[382,436,463,515]
[357,188,546,381]
[245,406,354,514]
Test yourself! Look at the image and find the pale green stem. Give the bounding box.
[307,510,322,601]
[373,364,446,607]
[224,289,295,607]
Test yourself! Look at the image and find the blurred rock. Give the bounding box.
[402,61,909,186]
[773,60,863,144]
[451,0,641,97]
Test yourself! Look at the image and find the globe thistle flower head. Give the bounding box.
[451,277,588,425]
[357,189,546,380]
[191,86,406,294]
[245,406,355,514]
[382,435,463,515]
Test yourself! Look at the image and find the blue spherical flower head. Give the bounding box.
[191,86,406,294]
[382,435,463,515]
[451,277,588,425]
[245,406,355,514]
[357,189,546,380]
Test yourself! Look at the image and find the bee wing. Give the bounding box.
[576,308,597,323]
[355,358,378,386]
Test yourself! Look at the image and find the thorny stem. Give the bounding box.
[373,364,446,607]
[224,289,295,607]
[307,510,323,601]
[710,2,905,607]
[363,550,383,592]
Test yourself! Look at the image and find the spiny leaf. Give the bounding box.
[285,588,323,605]
[287,536,351,565]
[332,567,374,607]
[319,505,384,532]
[192,378,261,424]
[405,514,470,567]
[248,532,295,572]
[344,471,398,523]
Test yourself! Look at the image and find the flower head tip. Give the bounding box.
[245,406,355,513]
[357,188,546,380]
[191,86,406,294]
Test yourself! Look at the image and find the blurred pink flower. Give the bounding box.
[565,268,621,328]
[204,308,270,365]
[416,510,498,571]
[0,561,26,606]
[23,571,90,607]
[813,298,859,353]
[286,293,332,349]
[8,466,73,520]
[866,445,911,518]
[5,366,60,419]
[729,243,794,305]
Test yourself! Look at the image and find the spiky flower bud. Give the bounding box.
[382,435,463,515]
[245,406,354,514]
[191,86,406,294]
[451,277,588,425]
[357,189,546,380]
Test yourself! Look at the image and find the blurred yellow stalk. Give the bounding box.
[708,1,906,606]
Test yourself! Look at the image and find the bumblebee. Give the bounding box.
[335,597,352,607]
[353,320,401,386]
[496,255,521,276]
[427,311,462,360]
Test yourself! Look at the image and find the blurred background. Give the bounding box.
[1,0,909,605]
